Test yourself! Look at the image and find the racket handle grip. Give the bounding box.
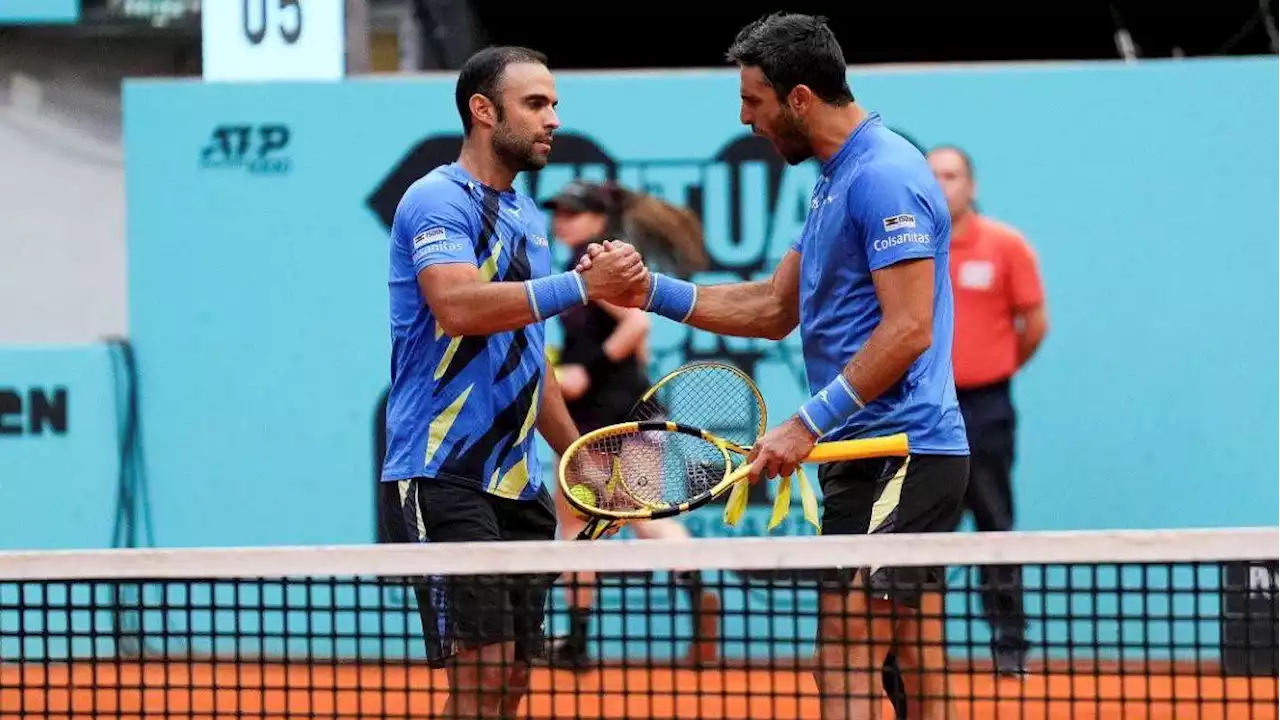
[806,433,910,463]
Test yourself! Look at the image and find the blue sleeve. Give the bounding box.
[854,169,940,272]
[396,182,477,275]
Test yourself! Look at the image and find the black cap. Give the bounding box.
[540,180,613,214]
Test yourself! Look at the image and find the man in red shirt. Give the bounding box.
[929,145,1049,676]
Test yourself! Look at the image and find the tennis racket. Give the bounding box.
[625,359,811,533]
[626,360,769,533]
[558,419,909,539]
[627,360,767,455]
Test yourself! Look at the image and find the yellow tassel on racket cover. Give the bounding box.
[723,476,750,527]
[796,467,820,530]
[723,468,821,533]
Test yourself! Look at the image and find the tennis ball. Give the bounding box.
[568,484,597,517]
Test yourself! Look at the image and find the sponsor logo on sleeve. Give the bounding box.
[882,213,916,231]
[413,227,447,249]
[412,227,464,259]
[872,233,932,252]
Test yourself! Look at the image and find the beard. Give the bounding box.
[773,109,814,166]
[492,120,548,172]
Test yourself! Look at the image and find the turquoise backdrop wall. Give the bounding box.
[120,57,1278,550]
[0,0,78,24]
[3,57,1275,664]
[0,345,119,549]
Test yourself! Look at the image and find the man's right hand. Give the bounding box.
[574,242,605,273]
[580,240,650,305]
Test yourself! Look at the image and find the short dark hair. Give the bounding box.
[455,45,548,135]
[725,13,853,106]
[930,144,976,178]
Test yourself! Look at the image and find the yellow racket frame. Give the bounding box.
[563,360,771,540]
[629,360,769,453]
[628,360,801,532]
[558,419,910,529]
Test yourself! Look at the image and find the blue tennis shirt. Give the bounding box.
[382,163,553,499]
[792,113,969,455]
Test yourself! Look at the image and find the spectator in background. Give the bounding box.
[540,179,720,669]
[928,144,1049,675]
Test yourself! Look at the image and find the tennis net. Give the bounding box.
[2,528,1276,719]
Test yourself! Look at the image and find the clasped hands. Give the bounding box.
[575,240,818,486]
[575,240,650,307]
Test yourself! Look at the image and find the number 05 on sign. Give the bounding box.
[203,0,345,82]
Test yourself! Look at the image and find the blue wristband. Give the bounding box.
[525,271,588,322]
[797,374,865,438]
[644,273,697,323]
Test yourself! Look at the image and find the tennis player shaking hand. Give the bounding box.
[379,45,648,720]
[577,13,970,719]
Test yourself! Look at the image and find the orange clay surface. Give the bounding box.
[2,661,1276,719]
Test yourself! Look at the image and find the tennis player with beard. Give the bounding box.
[577,14,969,719]
[379,46,648,719]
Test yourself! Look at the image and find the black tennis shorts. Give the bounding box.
[818,454,969,609]
[378,477,557,668]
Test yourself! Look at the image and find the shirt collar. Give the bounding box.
[442,162,515,197]
[821,111,882,176]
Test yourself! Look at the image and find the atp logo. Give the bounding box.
[200,124,292,176]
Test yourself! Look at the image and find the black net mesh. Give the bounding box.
[1,531,1276,719]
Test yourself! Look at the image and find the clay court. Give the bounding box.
[4,661,1275,719]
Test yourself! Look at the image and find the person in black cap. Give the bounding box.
[541,181,655,426]
[539,179,720,669]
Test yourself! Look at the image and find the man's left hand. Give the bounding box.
[747,416,818,484]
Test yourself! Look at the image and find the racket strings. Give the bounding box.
[629,365,764,451]
[562,429,728,511]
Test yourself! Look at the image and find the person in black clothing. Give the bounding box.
[539,179,721,669]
